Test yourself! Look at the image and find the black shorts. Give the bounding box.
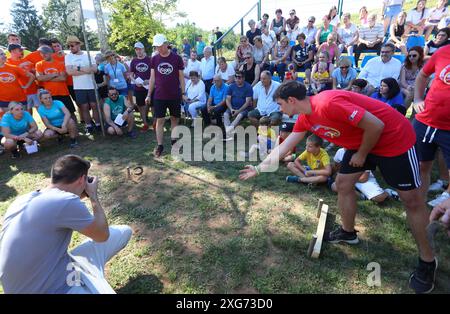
[153,99,181,119]
[52,95,76,114]
[134,90,148,107]
[280,122,295,133]
[74,89,96,105]
[339,147,421,191]
[413,119,450,168]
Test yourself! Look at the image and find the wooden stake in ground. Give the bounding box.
[309,200,329,259]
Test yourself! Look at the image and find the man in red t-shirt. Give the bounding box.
[239,81,436,294]
[413,44,450,209]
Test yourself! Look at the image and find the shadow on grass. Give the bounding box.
[116,274,164,294]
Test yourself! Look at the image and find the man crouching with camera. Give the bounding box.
[0,155,132,294]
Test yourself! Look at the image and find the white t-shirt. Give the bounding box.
[407,9,430,25]
[299,25,317,45]
[338,24,358,45]
[427,6,448,24]
[330,15,341,27]
[252,80,281,115]
[261,31,277,51]
[215,64,235,81]
[185,59,202,77]
[185,79,206,104]
[65,52,96,90]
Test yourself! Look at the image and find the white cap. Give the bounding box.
[134,42,144,49]
[152,34,167,47]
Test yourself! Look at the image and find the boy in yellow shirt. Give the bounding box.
[286,134,332,184]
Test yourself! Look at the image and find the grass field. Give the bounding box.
[1,112,449,294]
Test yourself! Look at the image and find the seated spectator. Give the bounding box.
[328,6,341,28]
[359,6,369,26]
[400,46,424,108]
[351,78,369,94]
[387,11,408,55]
[182,54,190,87]
[405,0,430,36]
[424,27,450,57]
[271,9,287,41]
[224,71,253,136]
[311,61,332,94]
[252,36,270,70]
[371,77,406,115]
[235,36,253,68]
[261,26,277,54]
[246,19,262,45]
[438,16,450,29]
[354,14,385,67]
[203,74,229,128]
[248,71,282,127]
[239,52,260,87]
[0,102,42,158]
[332,57,358,90]
[184,50,202,82]
[269,36,291,81]
[290,33,314,83]
[358,43,402,96]
[103,87,137,138]
[331,148,390,203]
[382,0,404,33]
[299,16,317,46]
[286,134,332,185]
[278,113,299,163]
[315,15,336,45]
[104,51,128,96]
[317,33,340,64]
[424,0,448,40]
[215,57,235,84]
[37,90,78,148]
[183,71,207,124]
[257,13,270,29]
[286,9,300,42]
[337,13,359,57]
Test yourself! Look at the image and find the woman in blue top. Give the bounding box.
[38,90,78,148]
[370,77,406,115]
[104,51,129,96]
[1,102,42,158]
[332,57,357,90]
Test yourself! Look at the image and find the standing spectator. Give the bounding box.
[269,36,291,81]
[183,71,207,123]
[37,89,79,147]
[145,34,185,158]
[23,38,50,66]
[337,13,359,57]
[185,50,202,80]
[332,57,357,90]
[64,36,100,135]
[215,27,224,58]
[246,19,262,45]
[354,14,385,67]
[196,36,206,60]
[315,15,335,45]
[382,0,405,33]
[261,26,277,53]
[424,27,450,57]
[387,11,408,55]
[103,87,137,138]
[200,47,215,94]
[271,9,287,41]
[252,36,270,70]
[300,16,317,46]
[204,74,229,128]
[182,38,191,56]
[406,0,430,36]
[413,44,450,208]
[0,102,42,158]
[130,42,152,132]
[0,48,34,114]
[317,33,340,64]
[240,52,260,87]
[400,46,424,109]
[258,13,270,29]
[35,46,77,122]
[235,36,253,68]
[424,0,448,40]
[328,6,341,28]
[224,71,253,135]
[5,33,31,58]
[286,9,300,42]
[358,43,402,95]
[103,51,128,96]
[291,33,314,83]
[359,6,369,26]
[94,54,108,103]
[370,77,406,115]
[215,57,235,84]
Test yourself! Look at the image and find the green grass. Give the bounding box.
[1,111,449,294]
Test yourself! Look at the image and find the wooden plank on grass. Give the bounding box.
[311,204,329,259]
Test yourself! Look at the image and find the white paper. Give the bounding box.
[25,141,38,154]
[134,77,149,90]
[114,114,125,126]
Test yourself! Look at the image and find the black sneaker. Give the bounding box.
[57,134,64,144]
[409,258,438,294]
[95,124,102,133]
[324,226,359,244]
[11,149,21,159]
[85,126,94,136]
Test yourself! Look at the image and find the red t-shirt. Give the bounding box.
[416,45,450,131]
[292,90,416,157]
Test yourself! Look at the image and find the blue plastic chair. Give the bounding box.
[393,54,406,63]
[406,35,425,50]
[360,55,377,68]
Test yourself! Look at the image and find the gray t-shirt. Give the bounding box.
[0,188,94,294]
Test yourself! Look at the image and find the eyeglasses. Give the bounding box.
[68,44,79,48]
[308,20,314,23]
[380,50,392,54]
[340,66,349,69]
[235,75,243,79]
[290,12,295,15]
[245,56,252,59]
[109,93,119,97]
[408,54,419,58]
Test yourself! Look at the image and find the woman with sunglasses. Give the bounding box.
[424,27,450,58]
[286,9,300,42]
[269,36,291,81]
[240,53,261,87]
[235,36,253,68]
[332,57,357,91]
[400,46,424,109]
[371,77,406,115]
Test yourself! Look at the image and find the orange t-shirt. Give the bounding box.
[0,64,28,102]
[53,52,73,86]
[6,58,38,95]
[24,51,44,66]
[35,60,69,96]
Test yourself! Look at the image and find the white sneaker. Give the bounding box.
[428,191,450,208]
[428,180,446,192]
[385,188,399,200]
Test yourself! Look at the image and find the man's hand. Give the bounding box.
[207,105,214,113]
[115,125,123,136]
[430,198,450,237]
[145,96,151,106]
[232,109,239,117]
[84,176,99,200]
[239,165,259,181]
[413,101,425,114]
[349,152,367,168]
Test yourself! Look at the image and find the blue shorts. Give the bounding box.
[413,119,450,168]
[384,5,402,19]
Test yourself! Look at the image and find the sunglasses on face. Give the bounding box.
[409,54,418,58]
[68,44,79,48]
[245,56,252,59]
[340,66,349,69]
[109,93,119,97]
[308,20,314,23]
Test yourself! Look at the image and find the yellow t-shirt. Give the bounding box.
[312,71,330,81]
[258,126,277,141]
[5,50,31,58]
[298,148,330,170]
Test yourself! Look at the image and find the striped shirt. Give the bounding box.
[358,23,384,43]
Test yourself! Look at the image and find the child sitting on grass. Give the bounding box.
[286,134,332,184]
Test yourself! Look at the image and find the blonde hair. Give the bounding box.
[8,101,23,111]
[338,57,352,67]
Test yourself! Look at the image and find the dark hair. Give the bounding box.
[297,33,306,40]
[436,27,450,40]
[218,57,227,63]
[259,116,271,126]
[235,70,245,77]
[108,86,118,93]
[50,38,61,45]
[51,155,91,184]
[307,134,323,147]
[327,5,338,20]
[352,78,368,89]
[7,33,18,39]
[415,0,427,19]
[39,38,52,47]
[189,70,199,77]
[382,42,396,52]
[405,46,424,70]
[379,78,401,100]
[263,13,269,19]
[275,9,282,14]
[273,80,307,101]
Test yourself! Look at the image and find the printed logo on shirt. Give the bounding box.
[311,124,341,138]
[349,110,358,121]
[44,68,59,75]
[439,64,450,85]
[0,72,16,83]
[157,62,174,76]
[136,62,149,73]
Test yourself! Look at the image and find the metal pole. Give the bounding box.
[241,19,244,36]
[78,0,106,136]
[257,0,261,21]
